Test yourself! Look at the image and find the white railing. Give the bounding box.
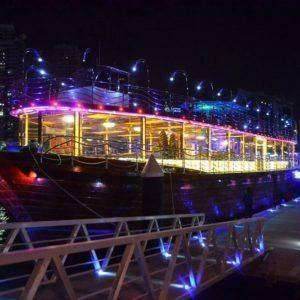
[0,216,265,300]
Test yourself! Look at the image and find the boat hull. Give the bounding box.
[0,152,298,222]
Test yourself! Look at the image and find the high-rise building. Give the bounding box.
[0,24,25,139]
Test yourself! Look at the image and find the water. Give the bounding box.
[198,273,299,300]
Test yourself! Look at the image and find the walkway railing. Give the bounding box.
[0,216,265,299]
[0,213,205,268]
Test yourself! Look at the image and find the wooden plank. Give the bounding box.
[108,243,135,300]
[159,234,183,300]
[2,228,19,253]
[20,258,51,300]
[81,224,100,270]
[134,241,156,299]
[196,230,212,286]
[61,224,81,265]
[187,217,196,245]
[53,256,77,300]
[0,213,206,231]
[142,219,155,252]
[20,228,34,249]
[102,222,124,270]
[165,218,178,252]
[182,233,196,287]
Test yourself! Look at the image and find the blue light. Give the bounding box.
[93,259,102,273]
[256,108,260,113]
[189,273,196,288]
[293,170,300,179]
[133,102,138,107]
[37,57,43,62]
[232,98,237,103]
[96,269,115,277]
[256,125,260,129]
[170,76,174,82]
[171,283,191,290]
[38,69,47,76]
[193,232,205,247]
[255,236,265,253]
[162,250,171,258]
[196,85,201,91]
[227,252,242,267]
[61,82,66,86]
[213,204,221,216]
[217,92,221,96]
[131,65,137,72]
[243,124,248,129]
[266,112,270,116]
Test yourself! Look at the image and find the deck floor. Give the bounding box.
[248,199,300,282]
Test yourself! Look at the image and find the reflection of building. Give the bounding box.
[0,24,25,138]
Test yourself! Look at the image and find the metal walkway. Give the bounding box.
[246,198,300,282]
[0,214,265,299]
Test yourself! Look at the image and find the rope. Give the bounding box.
[29,148,104,219]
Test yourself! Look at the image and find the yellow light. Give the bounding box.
[133,126,141,132]
[62,115,74,123]
[196,135,206,141]
[103,121,115,129]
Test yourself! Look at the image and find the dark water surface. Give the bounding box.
[198,273,300,300]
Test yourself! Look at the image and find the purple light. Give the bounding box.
[10,105,296,145]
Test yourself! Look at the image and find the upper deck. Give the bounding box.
[8,64,297,174]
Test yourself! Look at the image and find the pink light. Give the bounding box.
[99,105,104,110]
[10,105,296,145]
[119,106,124,112]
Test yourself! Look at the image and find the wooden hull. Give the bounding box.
[0,152,298,222]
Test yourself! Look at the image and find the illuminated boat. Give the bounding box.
[11,71,296,174]
[0,56,298,221]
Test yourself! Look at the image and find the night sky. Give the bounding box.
[2,1,300,115]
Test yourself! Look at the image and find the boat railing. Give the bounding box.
[37,135,293,173]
